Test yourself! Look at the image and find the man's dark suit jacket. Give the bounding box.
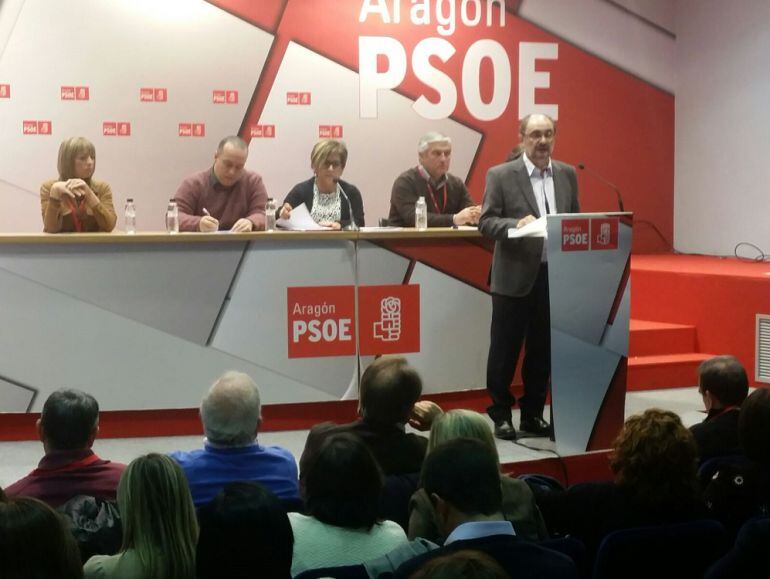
[299,419,427,480]
[393,534,579,579]
[479,157,580,297]
[690,408,741,461]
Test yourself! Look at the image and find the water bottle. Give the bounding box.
[166,199,179,234]
[265,197,276,232]
[124,198,136,234]
[415,196,428,230]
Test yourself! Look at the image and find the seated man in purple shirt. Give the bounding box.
[174,135,267,232]
[4,389,125,507]
[170,371,299,507]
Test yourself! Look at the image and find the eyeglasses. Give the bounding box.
[324,160,343,169]
[525,130,555,141]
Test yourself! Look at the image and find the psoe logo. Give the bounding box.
[590,218,619,250]
[373,297,401,342]
[561,219,590,251]
[358,284,420,356]
[287,285,356,359]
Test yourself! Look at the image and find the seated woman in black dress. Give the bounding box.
[279,139,365,229]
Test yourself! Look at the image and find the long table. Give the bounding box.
[0,230,493,416]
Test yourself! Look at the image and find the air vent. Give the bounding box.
[757,315,770,383]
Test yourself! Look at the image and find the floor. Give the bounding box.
[0,387,705,489]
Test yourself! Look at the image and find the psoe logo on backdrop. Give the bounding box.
[561,219,590,252]
[23,120,51,135]
[251,125,276,138]
[287,286,356,359]
[213,90,238,104]
[141,87,168,102]
[358,284,420,356]
[358,1,559,121]
[590,218,618,250]
[0,84,10,98]
[61,86,89,100]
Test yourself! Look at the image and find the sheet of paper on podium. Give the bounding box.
[276,203,331,231]
[507,216,547,238]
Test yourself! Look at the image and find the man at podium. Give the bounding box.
[479,113,580,441]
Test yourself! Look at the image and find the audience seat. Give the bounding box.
[540,536,588,578]
[592,519,728,579]
[294,564,369,579]
[705,515,770,579]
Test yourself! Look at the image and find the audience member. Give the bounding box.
[408,550,510,579]
[197,481,293,579]
[174,135,267,232]
[0,495,83,579]
[408,409,547,542]
[4,388,124,507]
[290,433,408,575]
[536,409,704,559]
[40,136,117,233]
[279,139,365,229]
[704,387,770,533]
[300,356,441,479]
[394,438,577,579]
[388,132,480,227]
[83,453,198,579]
[690,355,748,460]
[170,371,299,507]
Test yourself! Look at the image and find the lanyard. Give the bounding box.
[426,181,447,213]
[66,197,84,232]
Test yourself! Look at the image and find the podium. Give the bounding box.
[547,212,633,453]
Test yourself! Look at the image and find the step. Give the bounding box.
[629,319,698,357]
[627,353,712,391]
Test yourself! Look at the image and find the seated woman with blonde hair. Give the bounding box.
[279,139,365,230]
[41,137,117,233]
[408,409,548,541]
[83,453,198,579]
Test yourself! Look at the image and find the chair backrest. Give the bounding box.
[592,519,728,579]
[705,515,770,579]
[698,454,750,486]
[379,472,419,531]
[540,536,587,578]
[294,564,369,579]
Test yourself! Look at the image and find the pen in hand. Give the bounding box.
[202,208,210,216]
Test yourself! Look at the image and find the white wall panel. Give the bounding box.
[675,0,770,254]
[519,0,675,92]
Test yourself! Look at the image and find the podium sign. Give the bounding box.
[547,213,633,454]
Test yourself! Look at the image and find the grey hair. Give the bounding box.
[216,135,248,155]
[418,132,451,153]
[200,371,261,446]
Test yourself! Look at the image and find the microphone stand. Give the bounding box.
[577,163,625,212]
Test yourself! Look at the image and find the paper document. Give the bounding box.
[507,216,547,238]
[360,226,404,232]
[276,203,331,231]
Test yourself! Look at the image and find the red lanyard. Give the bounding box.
[426,181,447,213]
[66,197,84,232]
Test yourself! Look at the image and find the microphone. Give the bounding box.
[577,163,625,212]
[334,178,359,231]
